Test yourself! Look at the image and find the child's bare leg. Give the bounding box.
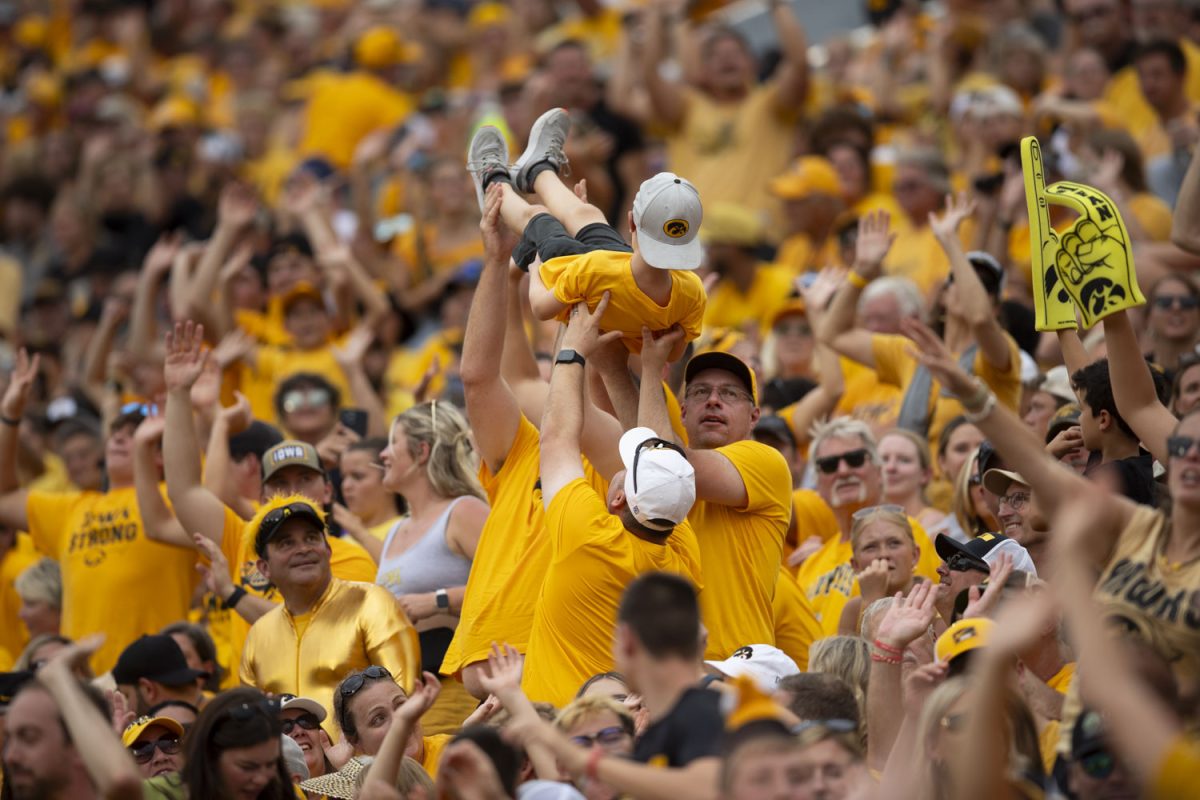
[532,171,608,236]
[497,183,548,237]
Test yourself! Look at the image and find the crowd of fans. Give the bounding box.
[1,0,1200,797]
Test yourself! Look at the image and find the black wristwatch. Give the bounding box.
[224,586,247,610]
[555,349,586,368]
[435,588,450,611]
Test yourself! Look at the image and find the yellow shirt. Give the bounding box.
[665,84,799,222]
[26,487,198,674]
[834,358,902,430]
[235,302,292,347]
[214,505,378,678]
[442,416,608,674]
[772,569,822,671]
[522,479,703,706]
[1128,192,1174,241]
[421,733,452,779]
[1151,735,1200,800]
[240,577,419,719]
[392,225,485,286]
[1047,662,1075,695]
[688,440,793,660]
[882,224,948,297]
[794,512,942,636]
[0,533,39,662]
[774,234,838,276]
[242,338,354,426]
[299,71,414,169]
[871,330,1022,452]
[540,251,707,351]
[704,265,795,334]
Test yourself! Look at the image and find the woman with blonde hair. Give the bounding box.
[808,636,871,717]
[553,695,635,800]
[836,505,923,636]
[942,447,999,544]
[879,429,945,530]
[377,399,489,733]
[14,557,61,638]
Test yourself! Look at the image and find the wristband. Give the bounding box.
[963,392,997,423]
[873,639,903,656]
[224,586,247,610]
[847,271,870,290]
[871,652,902,665]
[961,378,990,412]
[586,746,604,782]
[0,414,19,427]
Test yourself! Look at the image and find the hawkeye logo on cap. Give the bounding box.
[731,646,753,660]
[663,218,689,238]
[952,625,977,644]
[272,445,306,463]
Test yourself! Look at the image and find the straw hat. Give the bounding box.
[299,756,368,800]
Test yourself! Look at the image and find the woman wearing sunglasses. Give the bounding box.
[1144,274,1200,371]
[123,716,184,780]
[552,696,635,800]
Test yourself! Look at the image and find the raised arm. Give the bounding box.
[162,321,227,546]
[202,393,258,522]
[1102,310,1176,464]
[362,672,441,790]
[133,412,192,548]
[464,185,524,473]
[540,296,621,506]
[0,349,36,529]
[929,194,1011,371]
[127,232,181,364]
[186,184,259,337]
[764,0,809,116]
[476,644,559,779]
[638,0,688,131]
[818,211,895,368]
[1171,145,1200,255]
[790,269,847,435]
[332,325,389,438]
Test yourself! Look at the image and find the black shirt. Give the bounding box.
[632,687,723,767]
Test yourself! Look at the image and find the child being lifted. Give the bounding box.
[467,108,706,361]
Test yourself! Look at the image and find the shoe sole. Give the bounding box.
[512,108,568,193]
[467,126,509,212]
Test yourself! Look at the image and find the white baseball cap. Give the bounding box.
[278,694,327,722]
[631,172,703,271]
[705,645,800,693]
[618,427,696,531]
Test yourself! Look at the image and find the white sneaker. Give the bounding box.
[511,108,570,194]
[466,125,510,212]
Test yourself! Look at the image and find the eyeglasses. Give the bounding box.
[130,736,181,764]
[1079,750,1116,780]
[569,726,629,748]
[814,448,870,475]
[940,712,969,732]
[120,402,159,417]
[339,665,393,697]
[946,553,985,573]
[998,491,1031,511]
[1167,435,1200,458]
[790,718,858,736]
[281,713,322,735]
[683,383,752,404]
[1153,295,1199,311]
[851,503,905,521]
[282,388,331,414]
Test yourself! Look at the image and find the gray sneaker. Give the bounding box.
[466,125,510,212]
[511,108,570,193]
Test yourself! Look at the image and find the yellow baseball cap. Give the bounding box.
[699,203,764,248]
[354,26,419,70]
[121,716,184,748]
[936,617,995,665]
[769,156,841,201]
[469,1,512,29]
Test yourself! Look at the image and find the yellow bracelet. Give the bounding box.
[848,271,870,290]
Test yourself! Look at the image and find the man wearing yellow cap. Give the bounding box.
[298,26,416,169]
[770,157,847,274]
[700,203,794,333]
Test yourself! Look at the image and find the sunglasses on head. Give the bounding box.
[1153,295,1199,311]
[790,718,858,736]
[120,401,158,417]
[814,448,870,475]
[130,736,181,764]
[851,503,905,521]
[281,713,322,735]
[569,726,629,748]
[1167,435,1200,458]
[339,665,393,698]
[946,553,985,573]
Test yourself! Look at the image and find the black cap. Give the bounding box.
[1045,404,1082,444]
[934,532,1012,573]
[254,500,326,558]
[0,671,34,710]
[753,415,797,449]
[965,251,1005,297]
[229,421,284,461]
[684,351,758,405]
[112,635,206,687]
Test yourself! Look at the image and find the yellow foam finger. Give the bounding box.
[1020,137,1078,331]
[1043,179,1145,327]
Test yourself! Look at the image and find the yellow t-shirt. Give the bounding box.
[299,71,414,169]
[26,487,199,674]
[241,338,354,426]
[834,358,902,431]
[772,568,822,671]
[422,733,453,779]
[392,225,485,287]
[665,84,799,223]
[794,514,942,637]
[0,533,39,662]
[1128,192,1174,242]
[522,479,703,706]
[688,440,793,660]
[882,224,948,297]
[540,250,707,351]
[871,330,1022,452]
[1151,735,1200,800]
[704,264,795,334]
[213,505,378,676]
[774,234,838,276]
[235,302,292,347]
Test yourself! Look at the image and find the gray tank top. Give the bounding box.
[376,496,473,597]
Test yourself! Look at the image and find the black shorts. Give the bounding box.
[513,212,633,269]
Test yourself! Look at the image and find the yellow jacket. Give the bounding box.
[240,577,419,719]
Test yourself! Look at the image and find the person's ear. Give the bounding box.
[321,479,333,505]
[257,558,272,582]
[1097,409,1113,432]
[138,677,158,704]
[749,406,761,426]
[610,488,626,513]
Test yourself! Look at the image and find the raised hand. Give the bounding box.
[928,192,977,241]
[217,391,253,435]
[217,183,259,231]
[107,688,136,735]
[640,324,684,371]
[796,266,847,316]
[962,551,1014,620]
[900,317,978,398]
[331,325,374,372]
[189,356,221,414]
[853,210,895,280]
[133,409,166,447]
[39,633,104,685]
[875,580,937,650]
[988,587,1056,656]
[856,558,892,603]
[163,321,209,392]
[211,329,254,369]
[396,671,441,723]
[193,533,234,598]
[143,231,184,276]
[1,348,40,421]
[480,183,518,262]
[561,293,622,358]
[478,642,524,700]
[902,660,949,717]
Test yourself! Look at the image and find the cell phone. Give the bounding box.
[339,408,369,438]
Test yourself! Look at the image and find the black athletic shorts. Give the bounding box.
[513,212,633,269]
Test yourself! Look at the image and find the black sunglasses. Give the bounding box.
[130,736,181,764]
[1167,435,1200,458]
[814,448,870,475]
[281,714,322,735]
[1154,295,1200,311]
[339,665,393,697]
[946,553,985,573]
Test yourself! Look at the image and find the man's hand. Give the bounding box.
[1,348,39,421]
[875,580,937,650]
[853,210,895,280]
[640,324,685,373]
[217,391,253,435]
[1045,425,1085,459]
[217,183,259,232]
[901,318,978,398]
[163,321,209,393]
[107,688,136,735]
[962,552,1014,619]
[560,293,623,358]
[194,533,234,598]
[133,410,166,448]
[928,192,976,242]
[480,183,518,263]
